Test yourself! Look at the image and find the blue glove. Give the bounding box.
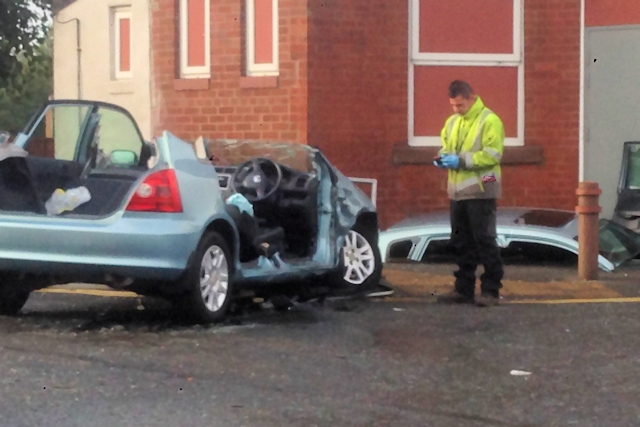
[440,154,460,169]
[226,193,254,216]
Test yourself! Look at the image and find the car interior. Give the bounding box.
[210,149,321,264]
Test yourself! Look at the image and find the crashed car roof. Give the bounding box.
[379,207,640,272]
[387,208,578,230]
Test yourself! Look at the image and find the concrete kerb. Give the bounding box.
[35,260,640,302]
[380,260,640,302]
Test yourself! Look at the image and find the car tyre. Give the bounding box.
[331,224,383,293]
[178,232,234,323]
[0,285,30,316]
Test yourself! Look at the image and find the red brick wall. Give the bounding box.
[586,0,640,26]
[307,0,415,227]
[150,0,309,143]
[515,0,581,210]
[150,0,582,229]
[308,0,581,229]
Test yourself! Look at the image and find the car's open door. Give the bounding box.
[314,150,378,268]
[613,141,640,232]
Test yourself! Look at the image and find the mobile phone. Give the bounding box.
[434,156,443,165]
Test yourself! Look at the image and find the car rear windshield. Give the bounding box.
[598,219,640,267]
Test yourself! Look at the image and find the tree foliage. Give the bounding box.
[0,0,52,133]
[0,0,51,79]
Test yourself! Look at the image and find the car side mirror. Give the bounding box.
[110,150,138,166]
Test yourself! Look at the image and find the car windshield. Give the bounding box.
[206,140,316,173]
[624,143,640,189]
[597,219,640,267]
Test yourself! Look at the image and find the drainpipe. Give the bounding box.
[54,14,82,99]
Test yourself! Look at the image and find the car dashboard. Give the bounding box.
[215,164,318,201]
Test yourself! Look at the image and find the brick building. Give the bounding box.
[54,0,640,228]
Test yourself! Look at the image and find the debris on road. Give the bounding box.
[510,370,532,376]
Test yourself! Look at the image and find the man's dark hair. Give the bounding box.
[448,80,474,99]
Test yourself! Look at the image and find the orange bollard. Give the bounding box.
[575,182,601,280]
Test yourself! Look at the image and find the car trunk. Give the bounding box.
[1,101,158,218]
[0,155,143,217]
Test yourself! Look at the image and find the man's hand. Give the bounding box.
[440,154,460,169]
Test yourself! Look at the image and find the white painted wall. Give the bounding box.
[53,0,152,139]
[585,26,640,218]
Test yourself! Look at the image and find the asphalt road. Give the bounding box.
[0,290,638,427]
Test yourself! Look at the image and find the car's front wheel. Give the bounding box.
[332,224,382,292]
[178,232,234,323]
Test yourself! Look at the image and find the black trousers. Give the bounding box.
[450,199,504,297]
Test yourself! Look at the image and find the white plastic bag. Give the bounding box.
[45,186,91,215]
[510,370,532,376]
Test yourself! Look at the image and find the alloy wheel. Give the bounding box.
[342,230,376,285]
[199,245,229,312]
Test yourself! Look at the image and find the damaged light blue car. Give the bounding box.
[0,100,382,322]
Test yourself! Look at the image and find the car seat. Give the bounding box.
[225,204,285,262]
[0,156,47,214]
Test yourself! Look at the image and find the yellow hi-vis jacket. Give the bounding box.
[439,96,504,201]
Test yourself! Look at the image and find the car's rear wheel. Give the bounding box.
[178,232,234,323]
[331,224,382,293]
[0,285,30,316]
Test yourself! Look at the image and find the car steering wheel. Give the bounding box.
[230,158,283,202]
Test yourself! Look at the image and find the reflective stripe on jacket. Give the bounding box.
[440,96,504,201]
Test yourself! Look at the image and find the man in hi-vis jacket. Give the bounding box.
[434,80,505,307]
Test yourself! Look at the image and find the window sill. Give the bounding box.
[174,78,210,91]
[240,76,279,89]
[109,80,135,95]
[392,144,544,166]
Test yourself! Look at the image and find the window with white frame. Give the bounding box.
[409,0,524,146]
[113,8,132,79]
[246,0,279,76]
[179,0,211,78]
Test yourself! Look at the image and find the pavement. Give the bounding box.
[381,257,640,303]
[40,256,640,305]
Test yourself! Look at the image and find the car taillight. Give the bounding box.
[126,169,183,213]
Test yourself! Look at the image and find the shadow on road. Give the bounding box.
[4,293,370,334]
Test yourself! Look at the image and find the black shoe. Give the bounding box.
[436,290,475,305]
[475,293,500,307]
